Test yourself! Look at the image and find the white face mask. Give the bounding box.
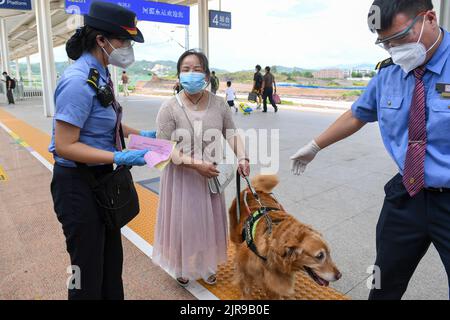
[388,17,442,74]
[102,39,135,69]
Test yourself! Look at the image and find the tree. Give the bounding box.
[352,71,363,78]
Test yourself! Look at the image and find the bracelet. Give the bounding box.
[238,157,250,162]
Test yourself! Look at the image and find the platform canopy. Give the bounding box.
[0,0,203,61]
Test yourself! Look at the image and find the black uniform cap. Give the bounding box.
[84,1,144,43]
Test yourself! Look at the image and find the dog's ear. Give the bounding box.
[282,246,303,258]
[277,237,304,258]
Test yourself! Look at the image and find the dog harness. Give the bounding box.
[242,206,281,262]
[236,175,284,262]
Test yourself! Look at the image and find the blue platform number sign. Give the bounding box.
[65,0,190,26]
[209,10,231,29]
[0,0,32,11]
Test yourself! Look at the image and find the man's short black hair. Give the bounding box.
[265,66,271,72]
[2,72,7,75]
[122,71,126,73]
[370,0,433,32]
[227,80,231,87]
[212,71,215,75]
[255,65,261,71]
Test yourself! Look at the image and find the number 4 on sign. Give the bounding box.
[213,14,219,26]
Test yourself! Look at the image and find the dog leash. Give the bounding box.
[236,172,273,236]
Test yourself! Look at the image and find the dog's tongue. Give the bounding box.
[317,277,329,287]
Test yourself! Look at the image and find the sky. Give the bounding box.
[28,0,392,71]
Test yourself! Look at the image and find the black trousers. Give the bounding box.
[262,87,277,112]
[7,89,14,104]
[369,173,450,300]
[51,164,124,300]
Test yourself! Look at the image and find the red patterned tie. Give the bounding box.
[108,76,123,151]
[403,67,427,197]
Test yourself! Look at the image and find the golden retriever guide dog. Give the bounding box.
[229,175,342,299]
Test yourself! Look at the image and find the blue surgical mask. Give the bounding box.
[179,72,207,94]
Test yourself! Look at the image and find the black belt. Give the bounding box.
[425,187,450,193]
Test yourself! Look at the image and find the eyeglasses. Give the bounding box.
[114,38,135,48]
[375,14,424,50]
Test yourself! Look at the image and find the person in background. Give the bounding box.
[173,79,183,94]
[210,70,220,94]
[252,65,263,109]
[121,70,130,96]
[2,71,15,105]
[261,66,278,113]
[225,80,238,112]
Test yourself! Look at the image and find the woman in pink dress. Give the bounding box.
[152,50,250,286]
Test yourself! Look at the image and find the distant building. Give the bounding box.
[351,68,374,76]
[313,69,345,79]
[151,64,171,76]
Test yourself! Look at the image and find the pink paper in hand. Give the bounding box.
[128,134,175,169]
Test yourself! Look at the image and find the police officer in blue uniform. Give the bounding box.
[49,2,156,300]
[290,0,450,299]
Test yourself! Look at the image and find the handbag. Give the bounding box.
[208,162,235,194]
[175,94,235,194]
[76,122,139,230]
[273,92,281,104]
[248,91,258,102]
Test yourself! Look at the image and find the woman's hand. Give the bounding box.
[196,162,220,178]
[140,130,157,138]
[114,149,149,167]
[238,159,250,177]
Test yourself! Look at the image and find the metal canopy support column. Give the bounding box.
[35,0,57,117]
[112,66,119,98]
[198,0,209,58]
[0,18,10,102]
[15,59,20,79]
[0,18,10,74]
[26,56,32,83]
[440,0,450,30]
[185,25,190,51]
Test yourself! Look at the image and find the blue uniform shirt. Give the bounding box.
[48,52,117,167]
[352,29,450,188]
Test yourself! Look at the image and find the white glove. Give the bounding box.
[290,140,321,175]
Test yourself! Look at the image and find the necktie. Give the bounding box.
[107,75,123,151]
[403,67,427,197]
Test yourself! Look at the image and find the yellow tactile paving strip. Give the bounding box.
[0,107,348,300]
[0,165,8,181]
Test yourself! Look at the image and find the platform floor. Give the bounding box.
[1,96,448,300]
[0,106,347,300]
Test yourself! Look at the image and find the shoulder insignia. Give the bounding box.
[375,58,394,71]
[87,68,100,91]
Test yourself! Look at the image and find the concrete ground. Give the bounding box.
[0,94,448,300]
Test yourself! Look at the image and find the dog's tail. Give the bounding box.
[251,175,279,193]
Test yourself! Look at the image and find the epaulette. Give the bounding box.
[375,58,394,71]
[86,68,100,91]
